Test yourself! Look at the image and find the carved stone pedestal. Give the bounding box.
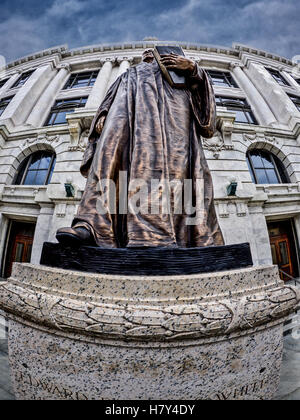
[0,263,299,400]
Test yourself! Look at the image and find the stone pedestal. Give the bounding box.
[0,263,299,400]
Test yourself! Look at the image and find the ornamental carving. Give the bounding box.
[243,133,279,145]
[68,129,89,152]
[202,132,233,159]
[0,279,298,342]
[22,133,61,149]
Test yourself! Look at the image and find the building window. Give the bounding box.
[216,96,257,124]
[288,94,300,111]
[266,68,290,86]
[45,97,88,126]
[12,70,35,88]
[206,70,239,88]
[63,71,99,89]
[246,150,289,185]
[0,96,14,117]
[0,78,9,89]
[14,151,56,186]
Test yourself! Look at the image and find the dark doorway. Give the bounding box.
[267,220,299,282]
[3,221,36,278]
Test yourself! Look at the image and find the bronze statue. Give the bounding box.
[56,49,224,248]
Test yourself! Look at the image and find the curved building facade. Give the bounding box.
[0,41,300,279]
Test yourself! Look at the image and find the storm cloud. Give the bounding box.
[0,0,299,64]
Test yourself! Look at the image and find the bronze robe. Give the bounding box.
[73,61,224,248]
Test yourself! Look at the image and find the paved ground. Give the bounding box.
[0,331,299,400]
[275,334,300,400]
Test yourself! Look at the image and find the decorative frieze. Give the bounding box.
[22,133,61,149]
[0,264,299,341]
[243,132,280,146]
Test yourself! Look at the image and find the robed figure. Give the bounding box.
[57,50,224,248]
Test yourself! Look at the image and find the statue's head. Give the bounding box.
[142,49,154,63]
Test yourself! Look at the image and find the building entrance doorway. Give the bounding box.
[267,220,299,282]
[3,221,36,279]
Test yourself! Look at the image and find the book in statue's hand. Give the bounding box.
[153,46,187,88]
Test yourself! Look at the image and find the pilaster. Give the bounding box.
[117,58,133,77]
[26,65,70,128]
[229,62,277,127]
[0,64,56,128]
[245,61,299,128]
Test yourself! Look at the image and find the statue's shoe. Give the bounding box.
[56,227,95,246]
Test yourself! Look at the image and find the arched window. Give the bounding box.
[246,150,289,184]
[14,151,56,186]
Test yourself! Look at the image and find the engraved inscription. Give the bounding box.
[14,372,88,400]
[210,377,270,400]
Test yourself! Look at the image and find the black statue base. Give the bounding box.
[40,242,253,276]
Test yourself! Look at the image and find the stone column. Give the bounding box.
[85,59,113,110]
[245,61,299,127]
[293,214,300,250]
[117,58,131,77]
[1,64,55,127]
[248,202,272,266]
[26,65,70,128]
[30,206,54,265]
[230,62,277,127]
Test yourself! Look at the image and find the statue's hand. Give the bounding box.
[95,115,106,135]
[160,54,196,75]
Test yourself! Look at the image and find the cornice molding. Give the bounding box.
[233,43,295,67]
[3,41,296,74]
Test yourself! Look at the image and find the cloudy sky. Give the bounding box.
[0,0,299,64]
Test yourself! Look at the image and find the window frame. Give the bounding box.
[44,96,88,126]
[206,70,239,88]
[215,96,258,125]
[266,68,290,87]
[12,70,35,89]
[0,96,14,116]
[63,71,99,90]
[13,151,56,186]
[246,150,289,185]
[288,94,300,112]
[0,78,9,89]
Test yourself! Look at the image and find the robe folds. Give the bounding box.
[73,60,224,248]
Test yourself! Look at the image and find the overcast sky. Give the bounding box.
[0,0,299,64]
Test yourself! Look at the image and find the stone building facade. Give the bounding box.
[0,41,300,280]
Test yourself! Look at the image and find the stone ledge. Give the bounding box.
[0,263,299,343]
